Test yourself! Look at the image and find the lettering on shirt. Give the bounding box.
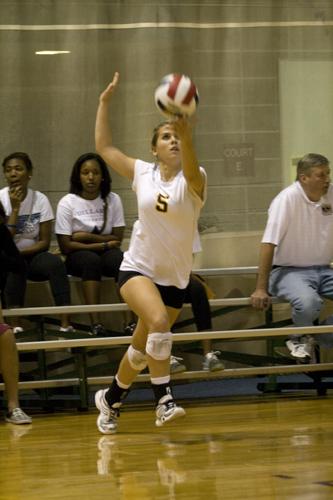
[156,193,169,213]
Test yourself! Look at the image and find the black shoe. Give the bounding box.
[91,324,109,337]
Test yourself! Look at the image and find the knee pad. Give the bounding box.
[127,345,148,370]
[146,332,172,361]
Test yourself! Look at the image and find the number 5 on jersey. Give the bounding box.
[156,193,169,213]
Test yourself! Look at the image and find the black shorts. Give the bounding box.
[118,270,186,309]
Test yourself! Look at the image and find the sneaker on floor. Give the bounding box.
[286,336,314,361]
[59,325,76,333]
[91,324,108,337]
[202,351,225,372]
[95,389,119,434]
[5,408,32,425]
[155,395,186,427]
[170,355,187,374]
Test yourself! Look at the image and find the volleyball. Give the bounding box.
[154,73,199,118]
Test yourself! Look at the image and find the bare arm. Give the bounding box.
[250,242,276,310]
[71,227,124,244]
[57,231,123,255]
[173,116,205,199]
[95,72,136,180]
[20,220,52,256]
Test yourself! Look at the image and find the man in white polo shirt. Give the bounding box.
[251,153,333,361]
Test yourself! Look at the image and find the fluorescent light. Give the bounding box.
[35,50,71,55]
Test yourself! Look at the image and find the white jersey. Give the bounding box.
[120,159,207,289]
[55,192,125,235]
[262,181,333,266]
[0,187,53,250]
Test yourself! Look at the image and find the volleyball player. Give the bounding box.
[94,72,206,434]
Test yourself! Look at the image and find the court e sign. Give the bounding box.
[223,144,254,176]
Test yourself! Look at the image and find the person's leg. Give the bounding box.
[101,248,134,328]
[0,324,19,410]
[121,277,185,425]
[0,323,31,423]
[101,248,123,281]
[3,269,26,331]
[186,276,224,371]
[269,267,322,359]
[120,277,176,377]
[95,316,148,433]
[188,276,212,354]
[270,267,322,326]
[66,251,102,328]
[81,282,101,326]
[317,267,333,347]
[187,276,212,333]
[3,272,26,308]
[28,252,72,329]
[95,276,184,434]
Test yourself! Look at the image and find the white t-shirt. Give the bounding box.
[262,181,333,266]
[120,159,207,289]
[55,192,125,235]
[0,187,53,250]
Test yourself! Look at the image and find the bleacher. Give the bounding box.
[1,266,333,410]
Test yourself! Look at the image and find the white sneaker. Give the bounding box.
[286,336,314,360]
[13,327,24,335]
[59,325,76,333]
[202,351,225,372]
[95,389,120,434]
[170,356,186,374]
[155,395,186,427]
[5,408,32,425]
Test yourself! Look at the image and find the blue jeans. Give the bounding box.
[269,265,333,346]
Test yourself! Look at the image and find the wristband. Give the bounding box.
[6,224,17,228]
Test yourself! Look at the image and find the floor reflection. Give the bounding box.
[96,431,223,499]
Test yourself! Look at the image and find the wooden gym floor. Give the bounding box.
[1,393,333,500]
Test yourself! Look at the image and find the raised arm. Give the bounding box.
[95,72,136,180]
[173,116,205,199]
[250,242,276,310]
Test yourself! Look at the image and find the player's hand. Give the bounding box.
[172,115,192,139]
[250,289,272,310]
[99,72,119,103]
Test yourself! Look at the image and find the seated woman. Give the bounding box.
[0,206,32,424]
[0,152,72,334]
[55,152,125,336]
